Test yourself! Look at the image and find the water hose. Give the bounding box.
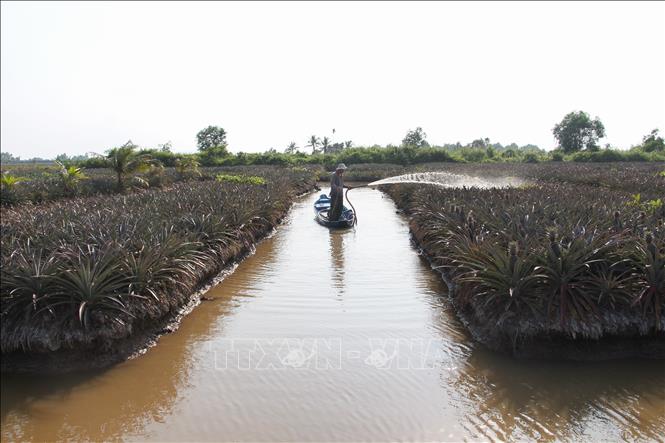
[345,185,367,226]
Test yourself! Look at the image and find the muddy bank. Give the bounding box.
[1,184,317,375]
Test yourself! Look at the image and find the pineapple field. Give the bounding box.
[1,161,663,372]
[382,162,664,358]
[0,166,317,372]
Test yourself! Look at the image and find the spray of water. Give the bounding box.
[367,171,525,189]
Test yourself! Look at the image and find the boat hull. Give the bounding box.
[313,194,355,228]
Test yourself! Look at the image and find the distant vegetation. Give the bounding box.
[2,111,663,172]
[402,127,430,148]
[553,111,606,153]
[1,111,663,205]
[1,125,663,207]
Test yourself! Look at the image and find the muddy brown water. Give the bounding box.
[2,184,664,442]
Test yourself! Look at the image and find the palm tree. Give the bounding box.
[307,136,320,155]
[285,142,298,154]
[54,160,87,195]
[106,141,158,190]
[0,172,23,205]
[175,157,201,180]
[321,137,330,154]
[0,172,22,191]
[344,140,353,149]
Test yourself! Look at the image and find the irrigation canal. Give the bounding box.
[2,184,664,442]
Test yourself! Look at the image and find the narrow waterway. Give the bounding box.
[2,186,664,442]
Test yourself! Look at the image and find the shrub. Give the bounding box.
[456,148,488,163]
[146,164,168,188]
[175,157,202,180]
[522,152,540,163]
[215,174,267,185]
[78,156,110,169]
[550,150,565,162]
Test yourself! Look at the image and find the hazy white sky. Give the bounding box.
[1,1,664,158]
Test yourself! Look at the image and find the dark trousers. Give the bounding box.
[330,191,343,221]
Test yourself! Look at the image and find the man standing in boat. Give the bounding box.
[329,163,352,221]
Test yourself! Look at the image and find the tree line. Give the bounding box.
[2,110,663,168]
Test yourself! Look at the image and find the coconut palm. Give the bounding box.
[175,157,201,180]
[106,141,158,190]
[321,137,331,154]
[0,172,22,191]
[0,172,23,205]
[54,160,87,195]
[307,136,320,155]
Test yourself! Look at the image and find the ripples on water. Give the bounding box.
[2,185,664,442]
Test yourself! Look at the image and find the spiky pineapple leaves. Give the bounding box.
[48,247,134,329]
[383,175,664,340]
[1,167,316,351]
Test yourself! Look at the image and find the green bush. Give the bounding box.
[72,143,665,171]
[550,150,565,162]
[455,148,487,163]
[137,149,178,167]
[78,156,110,169]
[215,174,267,185]
[522,152,540,163]
[569,149,654,163]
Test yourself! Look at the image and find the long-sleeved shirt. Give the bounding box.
[330,172,344,197]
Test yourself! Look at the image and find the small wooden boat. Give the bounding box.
[313,194,355,228]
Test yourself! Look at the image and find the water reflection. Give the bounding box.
[447,341,665,441]
[2,343,188,441]
[329,229,346,293]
